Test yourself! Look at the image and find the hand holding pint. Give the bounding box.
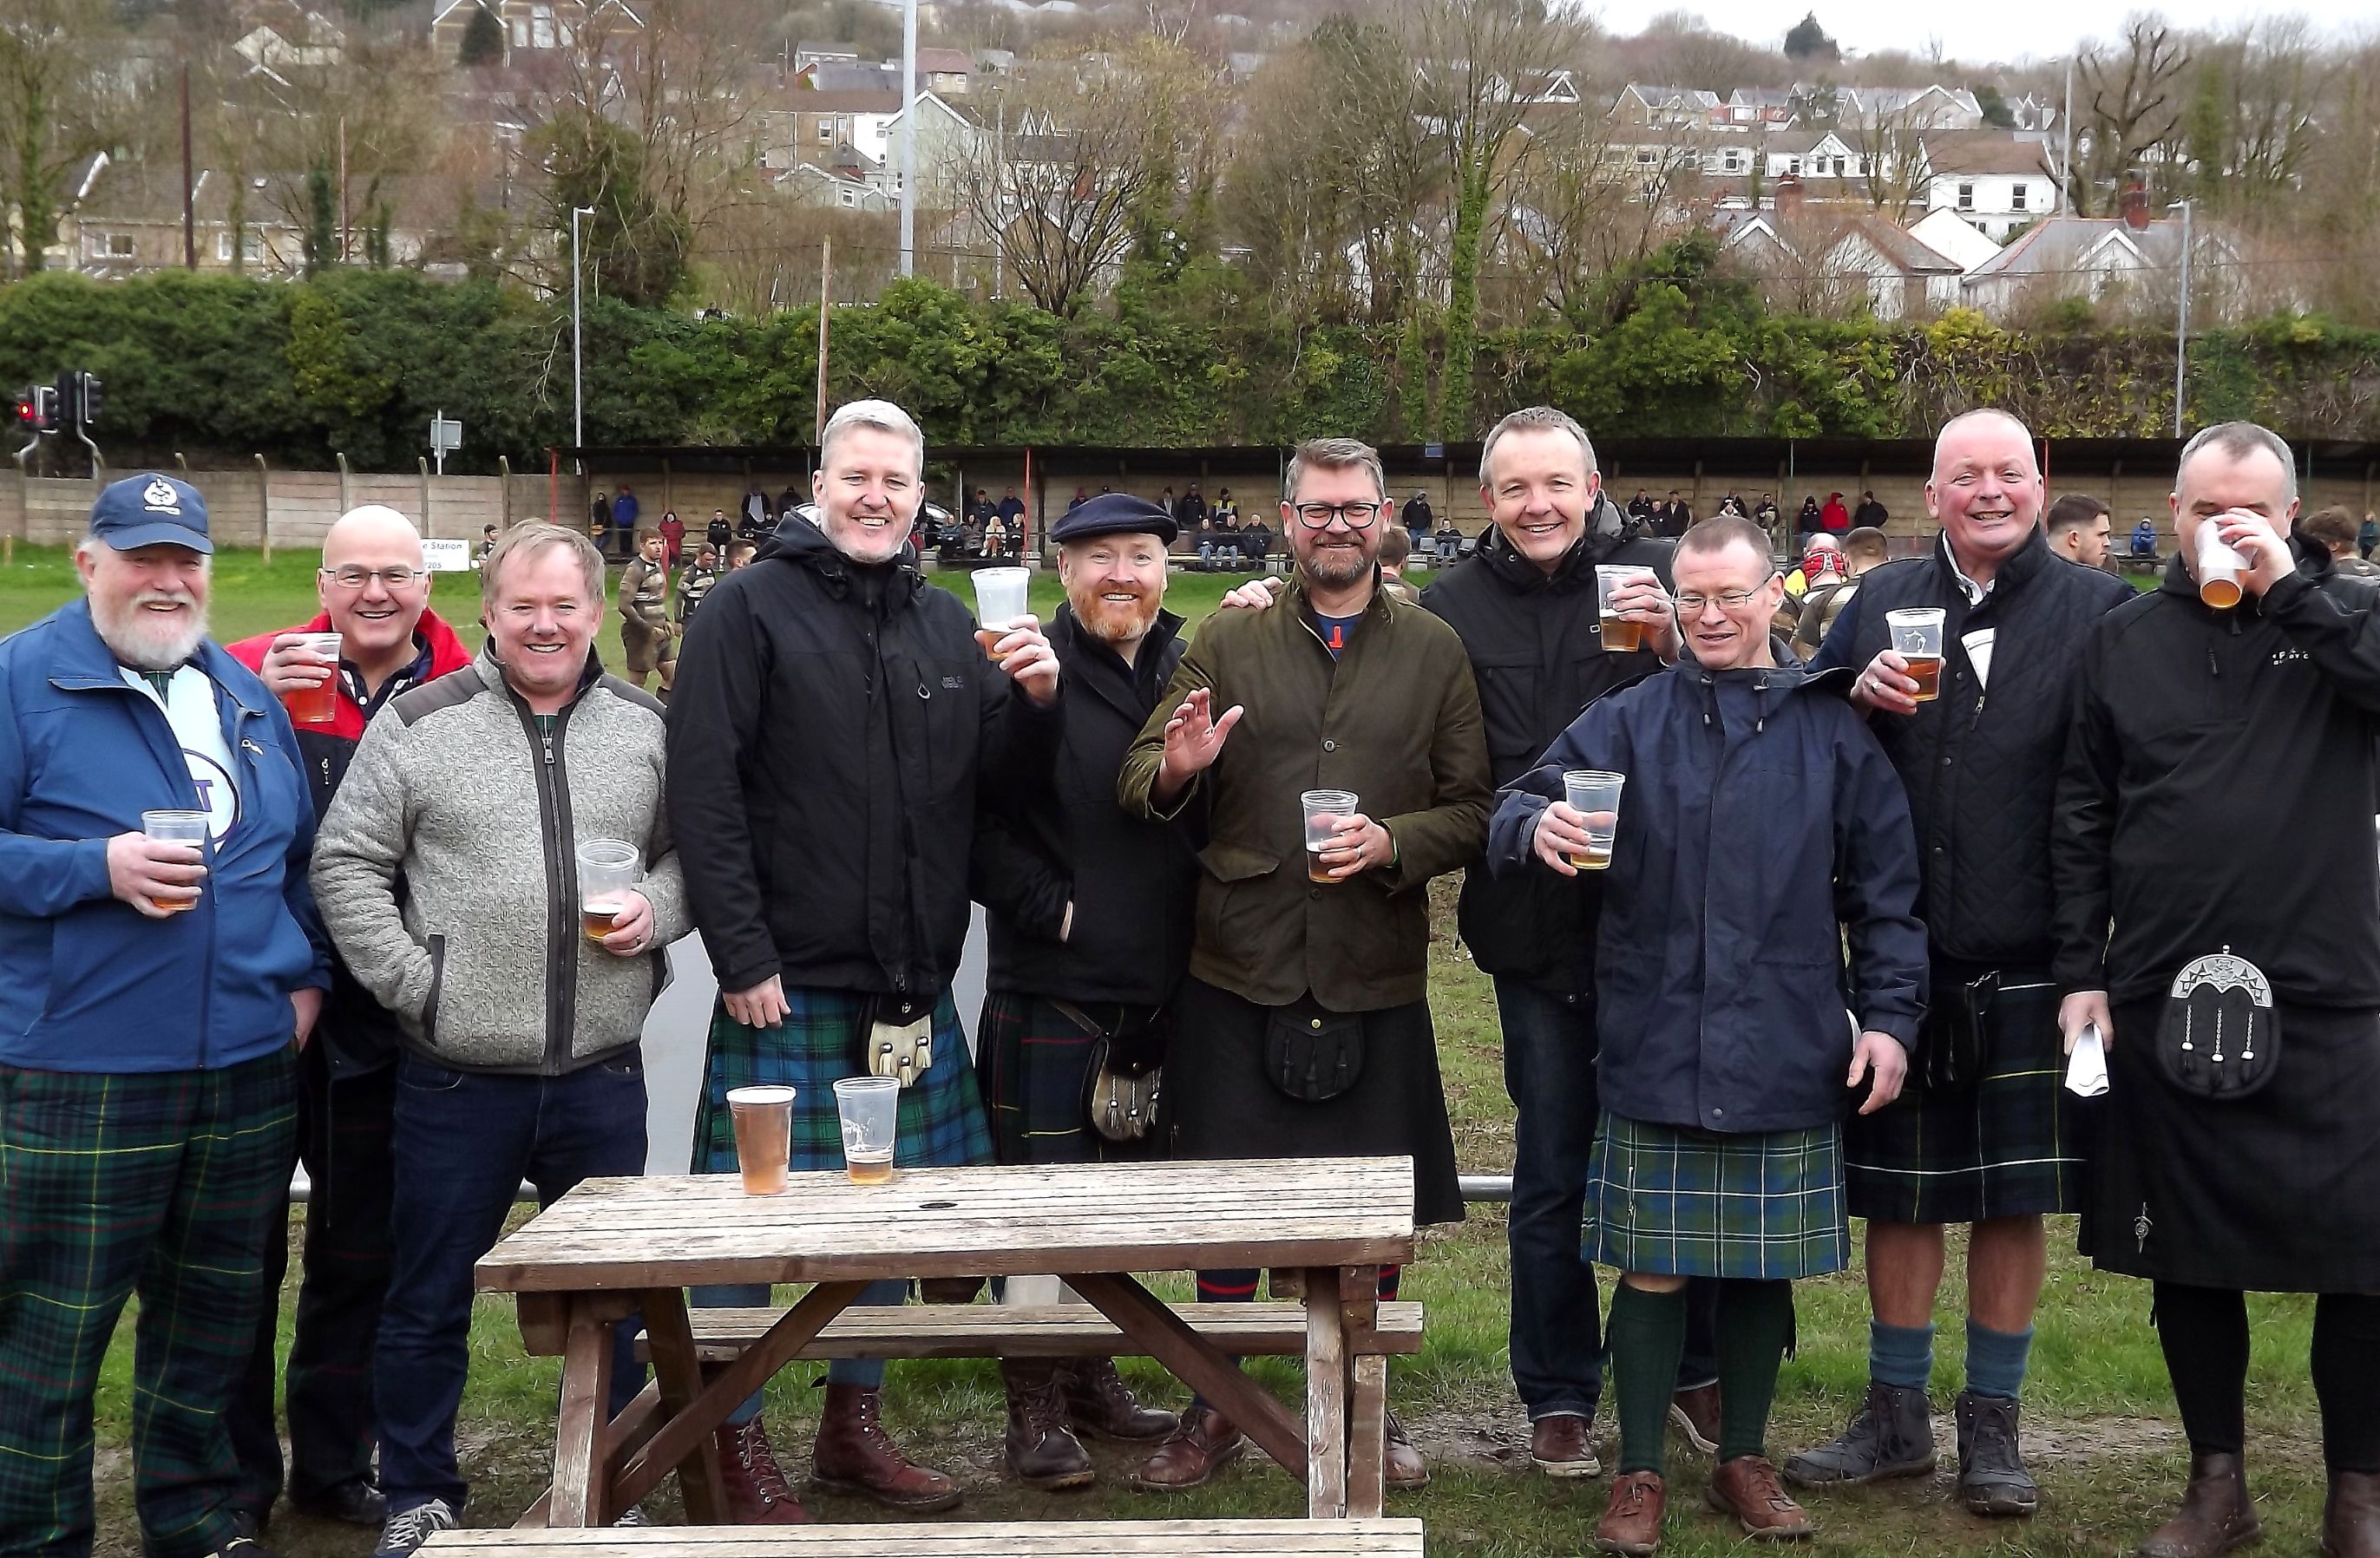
[1885,608,1945,704]
[276,632,344,724]
[575,839,641,945]
[118,810,210,917]
[1597,566,1657,653]
[1301,789,1359,884]
[971,567,1032,664]
[2195,521,2248,608]
[1561,770,1625,871]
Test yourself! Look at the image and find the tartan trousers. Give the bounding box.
[0,1049,298,1558]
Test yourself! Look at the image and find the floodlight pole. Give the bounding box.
[571,206,595,467]
[2171,198,2192,438]
[899,0,917,277]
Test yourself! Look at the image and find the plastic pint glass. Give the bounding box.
[282,633,343,725]
[1885,607,1946,703]
[1561,770,1624,871]
[727,1085,794,1195]
[972,567,1032,664]
[835,1076,899,1184]
[140,808,208,914]
[1597,566,1654,653]
[575,838,641,944]
[1301,789,1359,884]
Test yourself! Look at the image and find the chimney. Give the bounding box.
[1775,173,1805,220]
[2120,181,2150,230]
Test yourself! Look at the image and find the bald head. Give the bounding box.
[317,504,431,670]
[1927,409,2044,581]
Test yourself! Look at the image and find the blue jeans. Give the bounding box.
[1495,980,1718,1420]
[377,1051,649,1515]
[692,1280,908,1424]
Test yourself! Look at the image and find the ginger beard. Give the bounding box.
[1058,537,1166,645]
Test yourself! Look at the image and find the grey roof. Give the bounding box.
[1921,131,2057,178]
[1964,215,2186,280]
[803,62,897,93]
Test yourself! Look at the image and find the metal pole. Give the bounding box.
[571,206,593,464]
[816,236,832,443]
[2061,58,2074,213]
[898,0,916,277]
[180,64,196,271]
[2173,199,2191,439]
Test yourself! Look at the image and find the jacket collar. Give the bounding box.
[1472,493,1632,594]
[44,598,271,718]
[1277,565,1399,628]
[475,641,606,708]
[1052,601,1183,719]
[757,510,925,607]
[1932,523,2051,601]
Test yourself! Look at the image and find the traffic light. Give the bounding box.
[13,385,56,433]
[53,371,75,433]
[47,370,99,433]
[76,373,100,429]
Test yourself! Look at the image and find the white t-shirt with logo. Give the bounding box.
[122,665,240,843]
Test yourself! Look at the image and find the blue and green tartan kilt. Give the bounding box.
[977,993,1166,1167]
[692,989,993,1176]
[1584,1110,1850,1280]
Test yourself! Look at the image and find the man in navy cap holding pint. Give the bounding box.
[0,475,329,1558]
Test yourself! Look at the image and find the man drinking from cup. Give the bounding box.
[310,522,685,1558]
[224,504,474,1533]
[1792,409,2133,1516]
[1487,514,1924,1555]
[0,474,331,1558]
[1118,436,1491,1491]
[666,399,1061,1522]
[969,494,1194,1489]
[2054,422,2380,1558]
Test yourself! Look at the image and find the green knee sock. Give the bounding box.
[1716,1280,1796,1463]
[1609,1280,1692,1476]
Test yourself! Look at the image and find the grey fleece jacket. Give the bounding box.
[310,650,688,1074]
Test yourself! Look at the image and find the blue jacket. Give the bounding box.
[1487,653,1927,1133]
[0,600,330,1072]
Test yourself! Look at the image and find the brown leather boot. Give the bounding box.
[1125,1407,1245,1492]
[712,1418,810,1524]
[810,1382,963,1512]
[1385,1411,1430,1490]
[2324,1470,2380,1558]
[1708,1454,1814,1540]
[1670,1385,1721,1456]
[1000,1359,1095,1491]
[2139,1453,2261,1558]
[1594,1470,1668,1555]
[1531,1412,1602,1479]
[1059,1358,1177,1443]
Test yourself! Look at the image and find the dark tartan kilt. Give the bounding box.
[1844,976,2080,1223]
[976,993,1166,1167]
[692,988,992,1175]
[1585,1110,1849,1280]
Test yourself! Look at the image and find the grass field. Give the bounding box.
[3,547,2319,1558]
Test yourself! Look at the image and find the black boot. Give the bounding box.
[1783,1379,1937,1487]
[1955,1390,2039,1516]
[1000,1359,1095,1491]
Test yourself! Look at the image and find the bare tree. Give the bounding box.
[1405,0,1593,437]
[1504,101,1669,312]
[2181,17,2324,214]
[2075,14,2191,214]
[234,35,442,265]
[955,38,1215,315]
[0,0,125,276]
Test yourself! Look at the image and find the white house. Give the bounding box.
[1959,204,2246,319]
[1721,209,1962,320]
[1919,132,2060,241]
[1908,206,2004,272]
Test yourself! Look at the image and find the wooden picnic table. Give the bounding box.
[475,1157,1417,1527]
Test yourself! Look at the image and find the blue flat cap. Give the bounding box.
[89,474,213,554]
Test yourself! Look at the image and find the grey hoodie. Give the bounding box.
[311,649,688,1074]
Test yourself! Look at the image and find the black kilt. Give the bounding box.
[976,992,1164,1168]
[1845,976,2081,1223]
[2082,998,2380,1291]
[1170,977,1465,1227]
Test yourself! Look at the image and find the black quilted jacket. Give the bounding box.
[1811,527,2134,967]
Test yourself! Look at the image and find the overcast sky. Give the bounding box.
[1584,1,2362,67]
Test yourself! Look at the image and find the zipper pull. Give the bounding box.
[2207,648,2220,679]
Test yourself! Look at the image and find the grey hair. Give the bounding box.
[480,521,604,614]
[1479,406,1597,486]
[2176,421,2298,508]
[822,398,926,477]
[1284,436,1386,504]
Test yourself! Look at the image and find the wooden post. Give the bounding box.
[335,451,350,514]
[815,236,833,444]
[256,454,272,565]
[499,455,513,530]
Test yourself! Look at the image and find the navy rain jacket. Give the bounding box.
[1486,651,1928,1133]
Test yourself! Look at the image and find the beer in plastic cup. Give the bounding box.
[1561,770,1624,871]
[726,1084,794,1195]
[282,632,343,725]
[2196,522,2246,610]
[140,808,208,914]
[971,567,1033,664]
[1885,608,1947,704]
[575,838,641,945]
[1597,566,1654,654]
[1301,789,1359,884]
[835,1076,899,1184]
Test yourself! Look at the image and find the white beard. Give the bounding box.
[93,592,208,671]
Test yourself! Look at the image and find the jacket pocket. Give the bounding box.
[422,933,445,1043]
[1198,840,1279,883]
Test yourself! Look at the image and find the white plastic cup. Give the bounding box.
[575,838,641,943]
[1301,789,1359,885]
[2195,523,2246,609]
[1560,770,1624,871]
[140,808,209,914]
[971,567,1033,662]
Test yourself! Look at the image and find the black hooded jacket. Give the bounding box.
[971,603,1197,1005]
[1419,495,1673,992]
[1813,527,2133,969]
[665,514,1061,1002]
[2053,537,2380,1007]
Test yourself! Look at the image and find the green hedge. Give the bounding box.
[4,259,2378,471]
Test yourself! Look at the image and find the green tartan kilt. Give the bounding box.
[1585,1110,1850,1280]
[691,988,993,1175]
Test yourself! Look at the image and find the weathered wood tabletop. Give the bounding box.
[426,1517,1426,1555]
[475,1158,1419,1528]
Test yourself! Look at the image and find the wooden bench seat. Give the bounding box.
[634,1300,1425,1364]
[432,1518,1425,1556]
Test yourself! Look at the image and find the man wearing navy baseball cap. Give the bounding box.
[0,475,331,1558]
[972,494,1192,1489]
